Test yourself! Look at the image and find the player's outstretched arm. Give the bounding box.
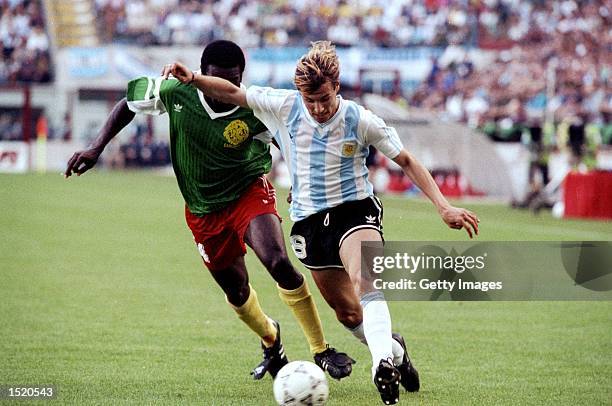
[161,62,248,108]
[392,149,480,238]
[64,98,135,178]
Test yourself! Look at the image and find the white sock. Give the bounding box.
[348,322,405,365]
[351,301,406,366]
[346,322,368,345]
[361,291,394,378]
[392,337,405,366]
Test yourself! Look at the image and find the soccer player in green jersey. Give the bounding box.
[64,40,354,381]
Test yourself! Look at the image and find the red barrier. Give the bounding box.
[564,171,612,220]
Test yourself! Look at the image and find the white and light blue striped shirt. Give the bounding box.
[246,86,404,221]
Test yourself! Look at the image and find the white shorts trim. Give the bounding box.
[338,224,382,249]
[303,264,345,270]
[369,195,383,224]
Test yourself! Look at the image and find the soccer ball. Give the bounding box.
[273,361,329,406]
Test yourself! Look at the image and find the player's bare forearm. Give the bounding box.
[65,98,135,177]
[393,150,449,212]
[162,62,248,108]
[392,149,480,238]
[193,75,248,108]
[90,98,135,152]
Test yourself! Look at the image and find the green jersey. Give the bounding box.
[126,76,272,215]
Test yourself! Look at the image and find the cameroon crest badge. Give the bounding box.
[224,119,249,147]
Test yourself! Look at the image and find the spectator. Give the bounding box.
[0,110,23,141]
[26,25,47,51]
[94,0,479,48]
[0,0,52,84]
[411,0,609,150]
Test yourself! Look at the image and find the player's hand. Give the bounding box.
[439,206,480,239]
[161,62,194,84]
[64,147,102,178]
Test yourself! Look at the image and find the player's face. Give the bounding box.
[300,81,340,124]
[204,64,242,87]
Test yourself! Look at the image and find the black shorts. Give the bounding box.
[289,196,383,269]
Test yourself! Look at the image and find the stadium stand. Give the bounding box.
[46,0,99,47]
[2,0,610,202]
[410,0,610,147]
[0,0,52,83]
[89,1,610,147]
[94,0,479,47]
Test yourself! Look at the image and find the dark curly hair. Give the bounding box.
[200,40,246,73]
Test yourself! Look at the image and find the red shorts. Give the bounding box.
[185,176,280,271]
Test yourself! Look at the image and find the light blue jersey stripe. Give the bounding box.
[287,96,302,217]
[362,144,374,195]
[340,103,360,201]
[309,128,329,211]
[339,157,357,201]
[273,129,283,151]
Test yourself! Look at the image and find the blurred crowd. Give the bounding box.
[0,110,71,141]
[0,110,22,140]
[94,0,549,48]
[0,0,52,83]
[410,0,611,150]
[100,122,171,168]
[2,0,610,181]
[94,0,611,143]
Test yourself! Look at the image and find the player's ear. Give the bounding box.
[334,82,340,93]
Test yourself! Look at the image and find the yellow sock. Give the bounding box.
[278,279,327,354]
[228,285,277,347]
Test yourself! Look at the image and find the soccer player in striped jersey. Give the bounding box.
[164,40,480,405]
[64,40,355,383]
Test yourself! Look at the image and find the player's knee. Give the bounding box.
[225,283,250,307]
[336,307,362,328]
[259,247,289,272]
[267,255,294,273]
[266,255,302,287]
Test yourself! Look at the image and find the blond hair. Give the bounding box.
[294,41,340,93]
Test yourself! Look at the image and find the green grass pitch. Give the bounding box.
[1,172,611,405]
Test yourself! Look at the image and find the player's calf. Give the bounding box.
[267,255,304,290]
